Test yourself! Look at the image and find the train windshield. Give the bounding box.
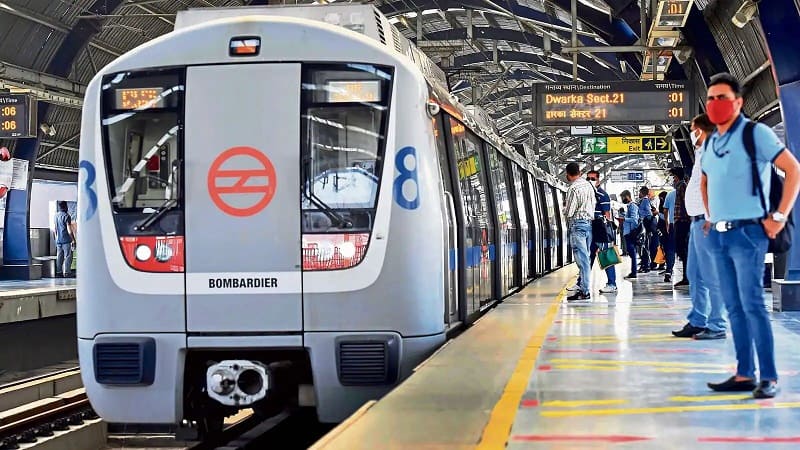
[300,64,393,233]
[100,69,184,210]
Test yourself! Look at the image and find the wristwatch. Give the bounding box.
[772,211,788,223]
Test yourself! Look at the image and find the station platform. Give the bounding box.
[314,263,800,449]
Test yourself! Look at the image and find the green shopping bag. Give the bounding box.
[598,245,621,269]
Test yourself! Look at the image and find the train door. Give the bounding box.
[448,118,494,315]
[486,146,518,297]
[523,173,540,278]
[547,185,566,267]
[556,189,572,264]
[537,181,554,272]
[432,114,460,326]
[510,165,529,283]
[184,63,302,332]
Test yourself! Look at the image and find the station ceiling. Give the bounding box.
[0,0,781,179]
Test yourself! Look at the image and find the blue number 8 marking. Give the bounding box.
[79,160,98,221]
[394,146,419,210]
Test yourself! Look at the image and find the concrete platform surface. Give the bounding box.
[315,260,800,449]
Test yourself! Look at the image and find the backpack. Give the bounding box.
[743,120,793,254]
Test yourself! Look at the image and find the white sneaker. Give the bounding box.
[599,284,618,294]
[567,284,580,292]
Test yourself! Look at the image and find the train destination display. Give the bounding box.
[534,81,694,126]
[581,135,671,154]
[0,94,36,138]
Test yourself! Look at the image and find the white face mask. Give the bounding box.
[690,129,702,148]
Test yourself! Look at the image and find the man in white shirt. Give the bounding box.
[563,162,596,302]
[672,114,728,340]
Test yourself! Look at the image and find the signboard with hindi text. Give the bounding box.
[581,135,672,154]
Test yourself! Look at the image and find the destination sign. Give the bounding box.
[534,81,694,126]
[581,135,672,154]
[0,94,35,138]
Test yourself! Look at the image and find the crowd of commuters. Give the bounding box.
[562,72,800,399]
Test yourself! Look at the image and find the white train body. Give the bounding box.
[77,4,569,430]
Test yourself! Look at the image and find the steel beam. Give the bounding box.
[562,45,649,53]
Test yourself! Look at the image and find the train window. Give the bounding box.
[486,146,513,230]
[100,69,184,211]
[300,64,393,233]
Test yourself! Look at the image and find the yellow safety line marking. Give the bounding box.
[548,358,729,369]
[542,399,627,408]
[475,278,570,450]
[540,402,800,418]
[669,394,752,402]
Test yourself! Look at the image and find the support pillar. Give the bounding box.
[759,2,800,309]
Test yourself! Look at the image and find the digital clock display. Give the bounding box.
[326,80,381,103]
[115,88,165,110]
[533,81,695,126]
[0,94,34,138]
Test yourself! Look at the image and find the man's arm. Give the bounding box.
[763,149,800,238]
[701,173,710,218]
[563,187,577,219]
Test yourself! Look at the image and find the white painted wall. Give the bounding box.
[30,180,77,229]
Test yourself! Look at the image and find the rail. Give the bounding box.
[0,388,96,449]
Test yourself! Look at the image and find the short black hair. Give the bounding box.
[58,201,68,212]
[566,162,581,176]
[621,190,631,199]
[639,186,649,196]
[669,166,685,179]
[692,113,715,133]
[586,169,600,178]
[709,72,742,97]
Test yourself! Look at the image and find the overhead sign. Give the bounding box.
[611,171,645,183]
[0,94,36,138]
[533,81,694,126]
[207,146,276,217]
[581,136,671,154]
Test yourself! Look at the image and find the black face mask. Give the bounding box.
[622,197,630,204]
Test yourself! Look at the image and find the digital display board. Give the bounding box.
[326,80,381,103]
[0,94,35,138]
[534,81,694,126]
[115,88,165,110]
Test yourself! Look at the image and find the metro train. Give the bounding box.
[76,4,571,435]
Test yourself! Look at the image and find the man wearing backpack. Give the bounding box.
[702,73,800,399]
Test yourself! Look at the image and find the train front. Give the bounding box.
[77,9,446,432]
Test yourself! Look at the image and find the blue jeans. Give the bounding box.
[588,241,617,286]
[624,233,637,276]
[664,227,676,273]
[707,223,776,380]
[569,220,592,295]
[56,242,73,276]
[649,230,660,267]
[686,219,726,332]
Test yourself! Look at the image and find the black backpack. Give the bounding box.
[743,120,793,254]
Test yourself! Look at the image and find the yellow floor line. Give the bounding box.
[475,278,570,450]
[669,394,752,402]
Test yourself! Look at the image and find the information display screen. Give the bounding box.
[534,81,694,126]
[0,94,35,138]
[326,80,381,103]
[115,88,165,110]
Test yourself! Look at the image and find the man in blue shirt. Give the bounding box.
[662,189,677,282]
[702,73,800,399]
[586,170,617,294]
[53,201,75,277]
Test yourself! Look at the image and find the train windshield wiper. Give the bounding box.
[136,159,182,232]
[302,157,352,229]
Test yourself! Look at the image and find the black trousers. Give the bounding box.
[675,220,691,270]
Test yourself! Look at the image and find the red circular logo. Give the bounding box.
[207,146,276,217]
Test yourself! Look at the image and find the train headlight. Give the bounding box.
[154,242,174,262]
[426,100,440,117]
[135,245,152,261]
[339,241,356,259]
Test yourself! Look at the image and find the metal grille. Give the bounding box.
[94,342,150,385]
[338,342,388,385]
[374,9,386,45]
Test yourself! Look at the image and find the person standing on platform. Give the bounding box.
[703,73,800,398]
[587,170,618,294]
[54,201,75,278]
[637,187,653,273]
[662,188,677,282]
[563,162,596,302]
[620,190,640,279]
[670,167,691,287]
[672,113,727,340]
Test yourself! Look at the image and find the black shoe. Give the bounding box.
[650,263,658,270]
[672,323,705,338]
[658,270,667,275]
[674,279,689,287]
[638,268,650,273]
[566,291,591,302]
[624,273,637,279]
[708,376,757,392]
[753,381,778,399]
[664,274,672,282]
